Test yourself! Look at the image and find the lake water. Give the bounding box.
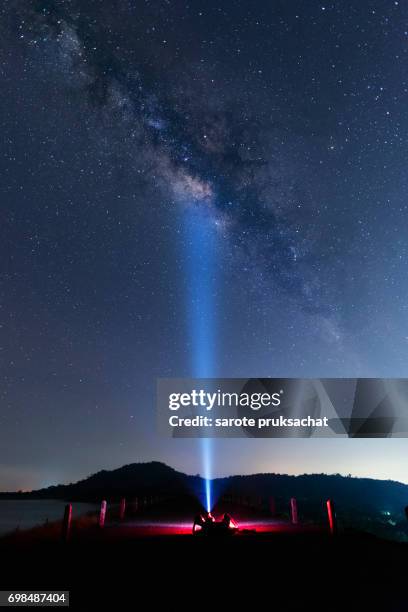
[0,500,98,536]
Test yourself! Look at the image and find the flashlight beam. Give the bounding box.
[185,208,216,512]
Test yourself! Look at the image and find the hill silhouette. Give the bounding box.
[0,462,189,502]
[1,461,407,528]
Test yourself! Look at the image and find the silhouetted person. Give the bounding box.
[203,513,214,528]
[192,513,205,533]
[193,512,214,534]
[221,513,232,528]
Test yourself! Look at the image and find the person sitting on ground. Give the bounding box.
[192,513,204,533]
[221,513,232,529]
[193,511,214,533]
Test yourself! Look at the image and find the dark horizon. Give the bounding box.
[3,459,408,495]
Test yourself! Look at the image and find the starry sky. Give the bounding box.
[1,0,408,490]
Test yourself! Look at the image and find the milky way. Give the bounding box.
[10,1,335,316]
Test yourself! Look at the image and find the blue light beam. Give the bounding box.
[185,207,216,513]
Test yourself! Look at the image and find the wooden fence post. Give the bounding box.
[290,497,298,525]
[119,498,126,521]
[269,497,276,516]
[326,499,337,535]
[99,500,107,528]
[61,503,72,542]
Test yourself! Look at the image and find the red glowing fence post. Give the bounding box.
[326,499,337,535]
[290,497,298,525]
[61,503,72,542]
[99,500,107,528]
[119,498,126,521]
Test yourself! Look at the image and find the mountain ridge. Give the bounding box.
[0,461,407,519]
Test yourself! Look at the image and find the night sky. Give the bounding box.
[2,0,408,490]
